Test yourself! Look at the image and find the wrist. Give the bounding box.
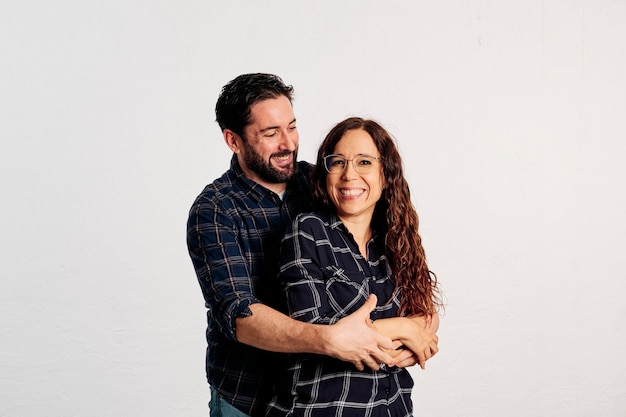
[317,323,351,360]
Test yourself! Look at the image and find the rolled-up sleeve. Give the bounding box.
[187,198,260,341]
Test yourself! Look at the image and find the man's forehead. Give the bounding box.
[248,96,295,128]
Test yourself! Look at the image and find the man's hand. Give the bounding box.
[321,294,395,371]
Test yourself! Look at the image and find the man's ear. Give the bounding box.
[223,129,241,154]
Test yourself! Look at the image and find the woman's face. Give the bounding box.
[326,129,384,223]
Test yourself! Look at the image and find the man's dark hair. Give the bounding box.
[215,73,294,138]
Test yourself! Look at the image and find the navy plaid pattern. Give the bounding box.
[187,156,313,417]
[266,212,414,417]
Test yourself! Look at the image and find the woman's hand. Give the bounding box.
[372,313,440,370]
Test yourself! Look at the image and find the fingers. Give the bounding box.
[352,360,366,372]
[419,344,438,369]
[375,333,394,351]
[361,293,378,314]
[416,342,437,370]
[390,340,404,351]
[416,350,427,370]
[352,354,384,372]
[389,345,438,370]
[430,340,439,357]
[390,349,417,368]
[361,357,380,372]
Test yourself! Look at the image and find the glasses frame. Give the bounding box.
[322,154,383,175]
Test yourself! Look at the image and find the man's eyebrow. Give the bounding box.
[259,118,297,133]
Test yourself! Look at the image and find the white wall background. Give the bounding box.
[2,1,625,416]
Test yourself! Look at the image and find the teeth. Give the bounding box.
[340,189,363,196]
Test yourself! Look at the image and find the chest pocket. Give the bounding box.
[323,265,371,318]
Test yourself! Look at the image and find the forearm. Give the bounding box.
[372,317,412,341]
[235,303,328,354]
[235,296,397,371]
[372,314,439,340]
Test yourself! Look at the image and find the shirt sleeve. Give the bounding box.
[278,215,339,325]
[187,197,260,341]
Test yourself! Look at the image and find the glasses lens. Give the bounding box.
[324,155,346,173]
[354,156,375,173]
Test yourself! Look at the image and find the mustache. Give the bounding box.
[270,150,296,159]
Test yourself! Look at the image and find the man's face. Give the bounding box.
[238,95,299,187]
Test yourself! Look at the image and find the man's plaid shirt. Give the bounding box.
[187,156,313,416]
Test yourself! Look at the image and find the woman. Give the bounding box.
[266,117,442,417]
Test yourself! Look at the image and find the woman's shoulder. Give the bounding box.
[289,211,335,235]
[296,211,327,222]
[293,211,330,228]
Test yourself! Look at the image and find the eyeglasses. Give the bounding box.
[322,154,382,175]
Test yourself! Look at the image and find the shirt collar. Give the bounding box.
[327,211,381,242]
[229,154,299,203]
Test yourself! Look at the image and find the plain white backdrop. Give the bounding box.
[2,1,625,416]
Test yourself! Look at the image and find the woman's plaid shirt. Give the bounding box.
[266,211,414,417]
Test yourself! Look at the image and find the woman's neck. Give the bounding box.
[339,216,373,257]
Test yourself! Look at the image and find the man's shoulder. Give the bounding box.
[190,170,244,208]
[288,161,314,194]
[296,160,314,173]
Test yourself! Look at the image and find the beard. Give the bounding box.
[242,140,298,184]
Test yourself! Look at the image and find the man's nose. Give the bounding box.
[278,129,298,151]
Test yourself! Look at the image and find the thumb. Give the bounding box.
[358,294,378,318]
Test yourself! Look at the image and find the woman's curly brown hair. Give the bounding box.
[311,117,442,316]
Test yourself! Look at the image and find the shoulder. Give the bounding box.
[295,211,329,226]
[287,211,334,237]
[188,170,245,218]
[297,160,314,175]
[193,169,234,197]
[289,161,315,192]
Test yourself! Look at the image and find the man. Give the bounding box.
[187,73,437,417]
